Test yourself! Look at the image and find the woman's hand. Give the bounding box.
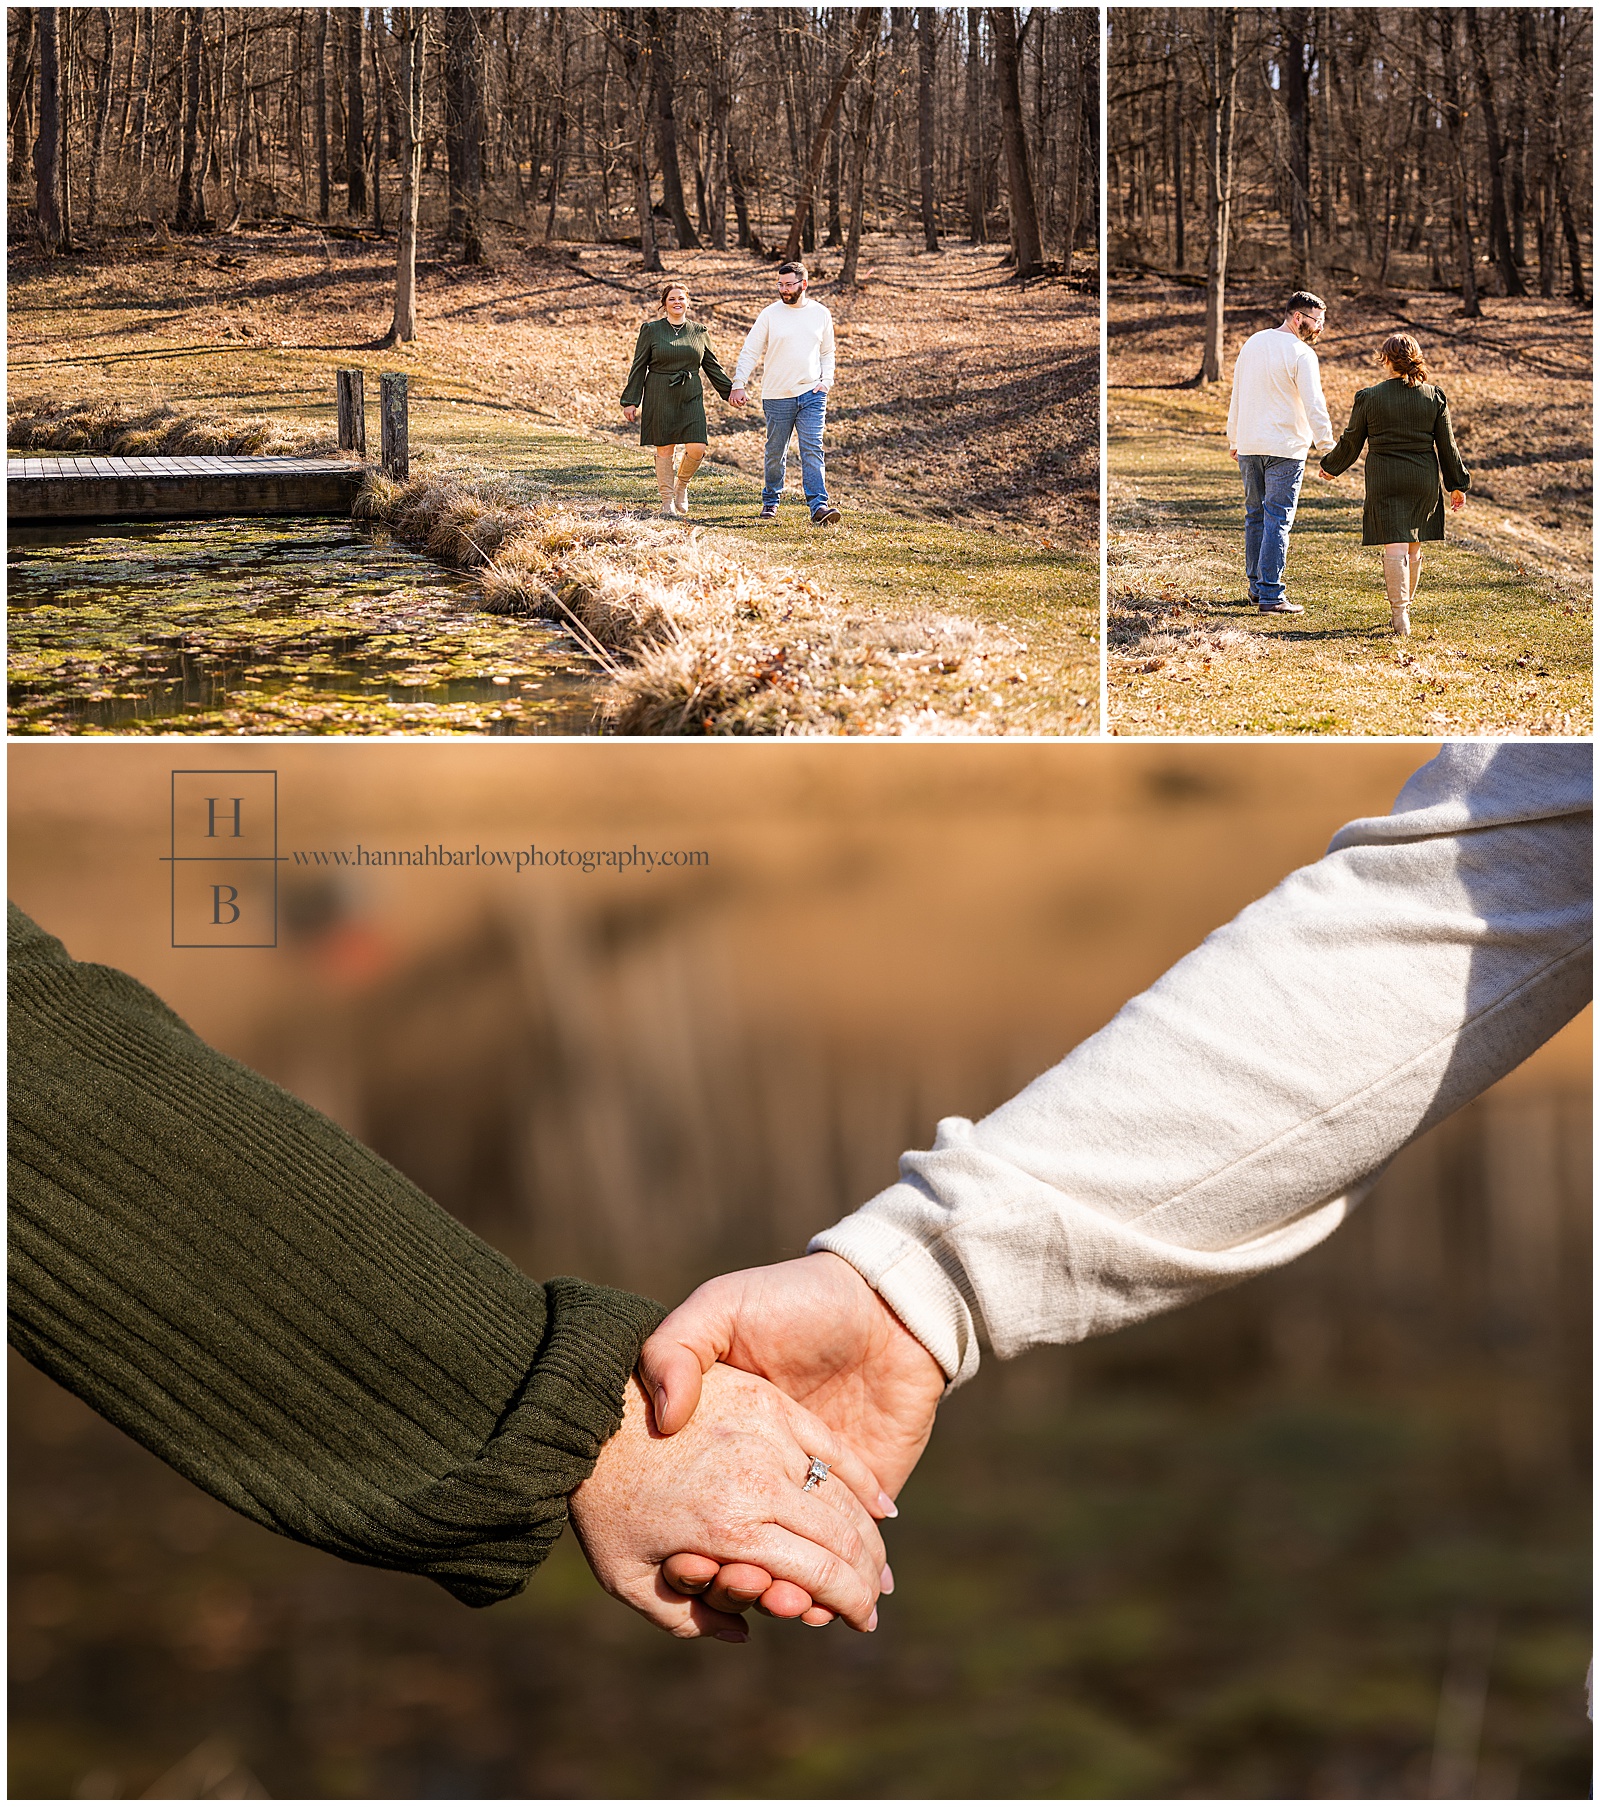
[1449,489,1465,512]
[1318,467,1336,481]
[622,405,639,424]
[569,1366,891,1642]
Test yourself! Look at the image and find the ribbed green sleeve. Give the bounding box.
[7,903,663,1607]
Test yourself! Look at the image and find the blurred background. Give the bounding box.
[9,742,1591,1800]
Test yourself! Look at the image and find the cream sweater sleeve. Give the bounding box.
[811,745,1592,1384]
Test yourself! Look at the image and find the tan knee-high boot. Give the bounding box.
[1407,547,1422,605]
[1382,549,1411,635]
[655,454,679,517]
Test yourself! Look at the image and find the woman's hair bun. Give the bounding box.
[1380,333,1430,386]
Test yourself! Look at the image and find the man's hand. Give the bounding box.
[569,1365,891,1643]
[1230,449,1239,461]
[1318,467,1335,480]
[730,387,748,408]
[639,1253,945,1621]
[1449,489,1465,512]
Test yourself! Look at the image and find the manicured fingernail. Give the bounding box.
[713,1626,748,1644]
[867,1608,879,1632]
[880,1565,894,1594]
[878,1492,899,1518]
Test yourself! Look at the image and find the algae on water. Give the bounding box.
[7,517,602,736]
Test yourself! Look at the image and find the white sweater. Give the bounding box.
[811,745,1592,1385]
[1226,327,1335,458]
[732,299,836,399]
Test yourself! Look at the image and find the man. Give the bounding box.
[731,261,841,525]
[640,743,1593,1623]
[1226,290,1336,615]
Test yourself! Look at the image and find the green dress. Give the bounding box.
[7,903,663,1608]
[1319,378,1472,545]
[620,317,733,447]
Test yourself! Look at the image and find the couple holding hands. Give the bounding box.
[8,742,1589,1646]
[620,260,842,527]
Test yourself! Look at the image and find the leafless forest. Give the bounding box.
[1109,8,1592,379]
[9,6,1095,296]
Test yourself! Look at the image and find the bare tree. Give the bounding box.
[988,6,1043,278]
[31,4,65,250]
[383,9,424,346]
[344,7,366,216]
[445,6,484,260]
[173,6,208,231]
[916,7,940,251]
[782,7,877,263]
[1198,7,1239,384]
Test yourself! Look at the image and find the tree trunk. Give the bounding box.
[1279,7,1311,276]
[10,7,37,190]
[644,11,697,249]
[174,7,208,231]
[1171,9,1184,268]
[963,8,985,242]
[916,7,939,251]
[1465,11,1523,296]
[987,7,1043,279]
[1434,9,1480,319]
[1198,7,1238,384]
[727,135,757,252]
[32,6,65,250]
[445,7,484,260]
[345,8,366,216]
[314,9,330,221]
[86,6,113,231]
[782,7,877,264]
[384,11,424,346]
[841,32,881,285]
[369,15,384,229]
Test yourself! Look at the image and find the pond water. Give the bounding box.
[7,517,603,735]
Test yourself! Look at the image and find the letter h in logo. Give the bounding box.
[169,771,278,948]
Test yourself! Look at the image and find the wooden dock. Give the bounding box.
[7,453,368,523]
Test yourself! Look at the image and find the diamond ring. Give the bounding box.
[802,1456,831,1492]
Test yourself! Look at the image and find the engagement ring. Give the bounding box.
[802,1456,831,1492]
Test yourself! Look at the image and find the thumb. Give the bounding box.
[636,1334,707,1436]
[638,1280,740,1434]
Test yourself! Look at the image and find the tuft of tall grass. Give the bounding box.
[359,472,1032,736]
[7,397,340,458]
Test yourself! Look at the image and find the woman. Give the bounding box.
[1318,333,1470,636]
[620,281,735,518]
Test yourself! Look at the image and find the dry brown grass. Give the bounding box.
[6,397,340,459]
[357,472,1046,735]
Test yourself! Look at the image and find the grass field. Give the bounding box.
[7,231,1096,735]
[1108,284,1592,737]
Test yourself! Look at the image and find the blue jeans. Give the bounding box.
[762,391,829,510]
[1237,454,1306,608]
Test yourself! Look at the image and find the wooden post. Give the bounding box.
[380,372,408,480]
[336,369,366,457]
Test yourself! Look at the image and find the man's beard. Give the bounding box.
[782,291,805,306]
[1297,322,1322,344]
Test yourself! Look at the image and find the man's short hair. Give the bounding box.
[777,261,808,282]
[1286,289,1326,316]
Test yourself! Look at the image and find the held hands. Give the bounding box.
[729,387,748,409]
[1449,489,1465,512]
[569,1364,893,1643]
[640,1252,946,1623]
[622,405,639,424]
